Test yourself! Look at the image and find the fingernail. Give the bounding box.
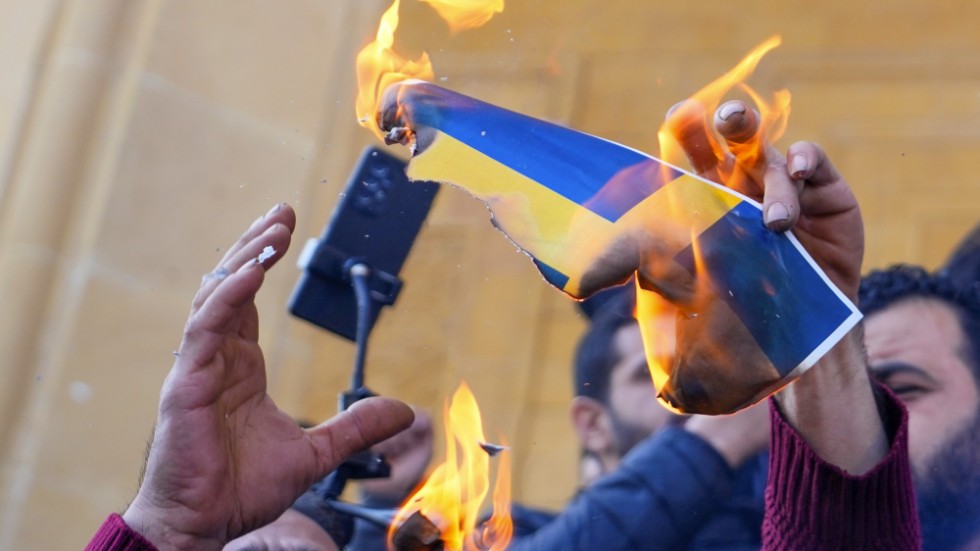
[765,202,790,225]
[790,155,808,179]
[717,101,745,122]
[265,202,283,217]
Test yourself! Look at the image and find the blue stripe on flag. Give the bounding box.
[675,202,853,375]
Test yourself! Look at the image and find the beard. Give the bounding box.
[607,408,655,459]
[915,407,980,551]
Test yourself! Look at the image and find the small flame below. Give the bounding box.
[390,382,513,550]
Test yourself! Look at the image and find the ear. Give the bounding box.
[570,396,613,456]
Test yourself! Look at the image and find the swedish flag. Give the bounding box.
[391,81,860,384]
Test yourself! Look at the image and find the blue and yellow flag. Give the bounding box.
[387,81,861,413]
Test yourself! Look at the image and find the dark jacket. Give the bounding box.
[506,427,766,551]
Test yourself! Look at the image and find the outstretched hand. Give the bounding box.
[122,203,414,550]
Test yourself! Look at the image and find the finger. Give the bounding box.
[714,100,759,145]
[713,100,773,199]
[761,141,850,233]
[218,203,297,270]
[190,204,295,313]
[666,100,728,181]
[712,100,800,228]
[309,397,415,474]
[785,141,856,216]
[191,204,296,312]
[759,153,801,233]
[373,408,434,457]
[176,223,292,368]
[178,261,264,373]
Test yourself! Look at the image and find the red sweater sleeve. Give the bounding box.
[762,383,921,551]
[84,513,159,551]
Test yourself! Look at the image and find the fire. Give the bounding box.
[419,0,505,33]
[356,0,504,138]
[659,35,790,190]
[642,36,792,411]
[634,284,679,409]
[390,382,513,550]
[355,0,434,139]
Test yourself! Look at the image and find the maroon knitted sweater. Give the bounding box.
[762,384,921,550]
[84,513,156,551]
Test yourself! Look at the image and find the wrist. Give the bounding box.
[775,328,867,415]
[773,327,887,474]
[122,497,221,551]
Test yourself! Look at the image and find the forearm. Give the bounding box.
[507,428,737,551]
[763,381,920,550]
[772,328,886,474]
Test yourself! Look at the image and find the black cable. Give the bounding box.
[349,263,372,394]
[318,263,385,502]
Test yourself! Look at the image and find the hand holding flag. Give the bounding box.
[378,82,861,414]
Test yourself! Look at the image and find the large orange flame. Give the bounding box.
[659,35,790,186]
[390,382,513,550]
[634,284,678,407]
[356,0,505,138]
[641,36,791,412]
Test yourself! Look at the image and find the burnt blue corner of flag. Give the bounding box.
[674,202,854,376]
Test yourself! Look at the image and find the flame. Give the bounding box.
[390,382,512,550]
[634,281,682,411]
[419,0,505,33]
[356,0,434,138]
[659,35,790,189]
[356,0,504,139]
[640,36,791,411]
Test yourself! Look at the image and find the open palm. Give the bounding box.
[122,204,413,550]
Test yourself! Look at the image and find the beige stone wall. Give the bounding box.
[0,0,977,548]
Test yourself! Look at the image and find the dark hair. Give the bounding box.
[573,290,637,404]
[859,264,980,384]
[941,222,980,293]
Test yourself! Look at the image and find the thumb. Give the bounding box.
[307,397,415,474]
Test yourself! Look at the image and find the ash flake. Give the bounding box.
[257,246,277,263]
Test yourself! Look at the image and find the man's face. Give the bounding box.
[866,297,980,550]
[865,298,978,473]
[605,321,677,456]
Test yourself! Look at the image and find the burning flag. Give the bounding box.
[351,0,858,414]
[366,37,861,414]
